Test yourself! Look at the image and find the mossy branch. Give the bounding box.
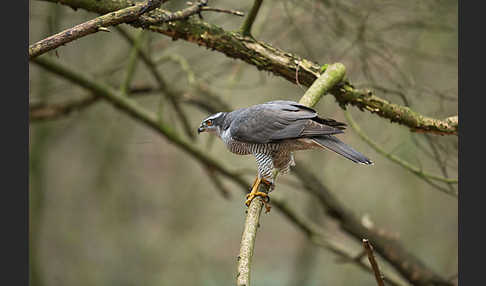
[298,63,346,106]
[40,0,457,135]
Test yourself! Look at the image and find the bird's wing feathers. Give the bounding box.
[230,101,345,143]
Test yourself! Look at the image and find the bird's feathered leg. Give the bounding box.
[245,153,275,212]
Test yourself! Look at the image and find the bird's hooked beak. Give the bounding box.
[197,126,205,134]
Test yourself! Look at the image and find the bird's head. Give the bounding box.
[198,112,227,134]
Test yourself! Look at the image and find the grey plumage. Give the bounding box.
[198,100,373,185]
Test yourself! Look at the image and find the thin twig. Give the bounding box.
[185,2,244,16]
[30,96,98,121]
[343,109,458,197]
[154,53,232,114]
[201,7,244,16]
[205,167,231,199]
[295,61,305,90]
[120,30,146,96]
[29,0,161,59]
[363,239,386,286]
[155,54,197,85]
[239,0,263,36]
[424,134,456,194]
[116,26,195,140]
[140,0,241,25]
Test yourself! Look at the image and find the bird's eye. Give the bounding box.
[206,120,213,126]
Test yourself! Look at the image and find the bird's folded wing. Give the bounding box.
[230,102,344,144]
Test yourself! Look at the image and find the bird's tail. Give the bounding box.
[312,135,374,165]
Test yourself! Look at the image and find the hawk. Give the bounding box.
[198,100,373,210]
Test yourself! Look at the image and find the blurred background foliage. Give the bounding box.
[29,0,457,285]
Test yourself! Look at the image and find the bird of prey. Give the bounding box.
[197,100,373,211]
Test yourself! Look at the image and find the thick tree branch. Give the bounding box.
[29,0,162,59]
[39,0,457,135]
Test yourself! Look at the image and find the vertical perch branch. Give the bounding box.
[239,0,263,37]
[236,195,264,286]
[236,63,346,286]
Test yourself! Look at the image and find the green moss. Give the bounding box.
[320,64,329,73]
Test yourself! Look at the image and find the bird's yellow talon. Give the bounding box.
[245,191,269,206]
[245,177,272,212]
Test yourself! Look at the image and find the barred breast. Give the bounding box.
[220,128,251,155]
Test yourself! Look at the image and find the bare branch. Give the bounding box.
[239,0,263,37]
[363,239,386,286]
[236,195,264,286]
[120,30,147,96]
[200,6,244,17]
[140,0,243,25]
[185,2,244,17]
[205,167,231,199]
